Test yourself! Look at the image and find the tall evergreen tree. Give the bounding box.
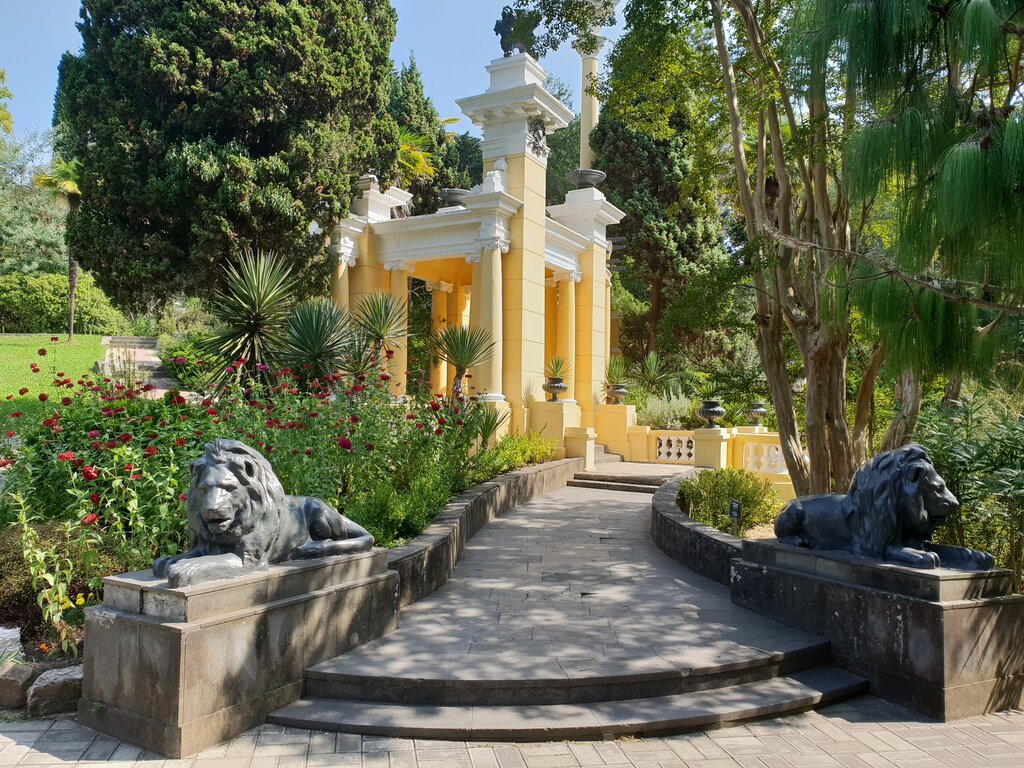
[56,0,399,310]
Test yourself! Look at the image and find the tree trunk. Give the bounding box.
[881,369,922,451]
[67,197,81,343]
[648,279,662,356]
[852,344,885,465]
[942,374,963,408]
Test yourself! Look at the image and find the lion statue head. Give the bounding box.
[846,443,959,546]
[187,439,286,555]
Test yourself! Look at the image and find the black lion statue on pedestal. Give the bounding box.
[494,5,542,58]
[153,439,373,587]
[775,443,994,570]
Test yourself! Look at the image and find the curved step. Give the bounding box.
[574,473,675,486]
[301,638,830,706]
[567,479,661,494]
[269,667,867,741]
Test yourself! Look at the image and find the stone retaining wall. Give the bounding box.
[387,458,583,606]
[650,474,742,586]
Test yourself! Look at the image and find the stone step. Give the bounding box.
[596,454,624,463]
[103,336,158,349]
[268,667,867,741]
[295,636,830,707]
[573,473,672,487]
[567,479,660,494]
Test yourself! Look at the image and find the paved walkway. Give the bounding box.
[2,482,1023,765]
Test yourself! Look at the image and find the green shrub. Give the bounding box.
[638,393,698,429]
[0,271,128,334]
[676,468,778,536]
[160,331,219,391]
[468,432,557,485]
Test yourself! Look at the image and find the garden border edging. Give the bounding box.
[651,474,742,586]
[386,457,584,606]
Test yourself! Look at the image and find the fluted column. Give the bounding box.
[470,238,508,400]
[556,271,580,400]
[426,280,453,396]
[604,269,612,361]
[328,229,360,311]
[578,37,605,170]
[385,263,410,398]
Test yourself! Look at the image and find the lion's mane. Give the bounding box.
[187,439,288,563]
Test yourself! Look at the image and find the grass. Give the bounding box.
[0,334,106,420]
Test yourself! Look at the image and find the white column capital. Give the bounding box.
[328,236,358,267]
[549,269,583,285]
[425,280,455,294]
[383,261,415,274]
[476,236,511,254]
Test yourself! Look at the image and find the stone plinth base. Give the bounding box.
[79,551,399,757]
[594,404,636,460]
[732,540,1024,720]
[528,400,582,459]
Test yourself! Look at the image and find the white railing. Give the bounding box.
[651,430,695,464]
[741,440,789,475]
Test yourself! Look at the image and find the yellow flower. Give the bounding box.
[60,599,73,610]
[75,596,85,606]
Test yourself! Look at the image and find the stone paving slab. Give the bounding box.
[2,699,1023,766]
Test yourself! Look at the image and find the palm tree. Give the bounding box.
[395,127,436,189]
[433,325,495,399]
[0,70,12,134]
[34,157,82,341]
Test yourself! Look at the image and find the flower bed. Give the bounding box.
[0,343,551,654]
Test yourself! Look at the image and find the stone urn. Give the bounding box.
[542,377,568,402]
[697,399,726,428]
[747,401,768,427]
[567,168,607,190]
[440,188,470,207]
[606,383,629,405]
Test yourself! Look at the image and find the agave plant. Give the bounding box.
[433,325,495,399]
[604,355,629,387]
[277,300,354,384]
[353,293,408,357]
[632,351,673,395]
[337,330,379,380]
[477,403,510,448]
[203,248,294,387]
[545,355,570,379]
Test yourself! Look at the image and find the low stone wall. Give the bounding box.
[387,458,583,606]
[650,474,742,586]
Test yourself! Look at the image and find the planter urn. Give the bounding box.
[697,399,726,428]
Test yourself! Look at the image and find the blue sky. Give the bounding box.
[0,1,621,141]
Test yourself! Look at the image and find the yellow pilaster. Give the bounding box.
[556,275,578,401]
[387,265,408,399]
[575,243,609,428]
[604,272,612,361]
[330,258,350,310]
[427,281,451,396]
[545,282,558,366]
[471,244,505,400]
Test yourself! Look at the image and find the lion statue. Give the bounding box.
[774,443,994,570]
[153,439,374,587]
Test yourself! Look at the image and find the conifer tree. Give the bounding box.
[56,0,399,309]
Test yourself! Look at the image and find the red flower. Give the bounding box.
[350,416,359,424]
[50,336,58,342]
[4,431,14,438]
[438,417,446,426]
[89,493,101,506]
[304,449,312,456]
[18,388,28,396]
[105,439,118,449]
[9,412,23,418]
[406,413,415,420]
[130,474,141,481]
[0,458,15,469]
[415,422,424,429]
[385,349,395,360]
[175,438,186,447]
[365,443,375,451]
[56,372,64,377]
[87,430,100,439]
[123,463,135,471]
[434,427,444,435]
[429,401,441,411]
[179,493,187,502]
[38,393,48,402]
[173,357,187,365]
[339,438,353,451]
[90,441,101,451]
[379,373,391,382]
[82,466,99,481]
[80,513,99,526]
[118,433,133,443]
[207,408,218,416]
[171,395,186,406]
[61,397,72,406]
[37,348,47,357]
[58,451,76,461]
[143,445,158,457]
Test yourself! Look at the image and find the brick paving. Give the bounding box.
[2,698,1023,766]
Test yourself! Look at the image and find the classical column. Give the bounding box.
[578,36,605,170]
[604,269,612,361]
[470,238,508,400]
[328,235,357,311]
[426,280,453,396]
[385,262,410,399]
[556,271,580,401]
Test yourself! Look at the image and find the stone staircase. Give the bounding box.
[567,446,671,494]
[99,336,179,396]
[268,647,866,741]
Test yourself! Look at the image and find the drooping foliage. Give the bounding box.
[0,70,12,134]
[56,0,400,310]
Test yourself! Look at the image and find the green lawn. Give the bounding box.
[0,334,106,420]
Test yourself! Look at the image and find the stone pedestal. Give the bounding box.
[529,400,582,459]
[594,403,636,460]
[79,551,399,757]
[692,427,731,469]
[563,427,596,470]
[731,540,1024,720]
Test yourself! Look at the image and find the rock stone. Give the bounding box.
[27,665,83,716]
[0,626,21,661]
[0,662,37,708]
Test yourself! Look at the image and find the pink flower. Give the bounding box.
[173,357,187,365]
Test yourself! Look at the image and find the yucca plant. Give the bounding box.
[277,300,354,384]
[546,355,570,378]
[353,293,408,358]
[604,355,629,387]
[477,404,510,448]
[632,351,672,394]
[337,330,379,380]
[433,325,495,399]
[204,248,294,387]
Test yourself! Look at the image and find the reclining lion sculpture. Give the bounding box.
[774,443,994,570]
[153,439,374,587]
